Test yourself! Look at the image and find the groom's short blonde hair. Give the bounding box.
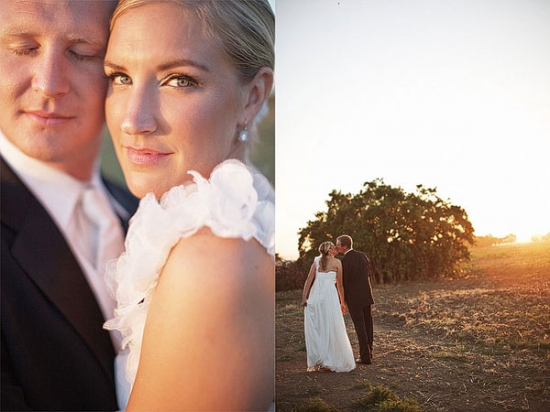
[337,235,353,249]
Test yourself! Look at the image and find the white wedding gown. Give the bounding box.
[104,159,275,410]
[304,258,355,372]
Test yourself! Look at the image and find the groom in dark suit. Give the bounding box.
[336,235,375,365]
[0,1,137,410]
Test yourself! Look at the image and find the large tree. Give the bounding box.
[297,179,475,283]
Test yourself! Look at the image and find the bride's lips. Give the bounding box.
[125,146,171,165]
[26,110,73,126]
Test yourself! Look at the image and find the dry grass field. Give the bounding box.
[276,242,550,411]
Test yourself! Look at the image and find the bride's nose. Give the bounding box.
[120,86,158,136]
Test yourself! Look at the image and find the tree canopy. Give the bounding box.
[297,179,475,283]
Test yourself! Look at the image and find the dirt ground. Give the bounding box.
[275,244,550,411]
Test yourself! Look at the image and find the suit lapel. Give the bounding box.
[1,158,115,376]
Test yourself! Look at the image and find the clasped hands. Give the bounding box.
[340,303,348,314]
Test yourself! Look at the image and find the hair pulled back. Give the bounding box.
[110,0,275,82]
[318,241,334,272]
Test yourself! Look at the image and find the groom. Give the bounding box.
[336,235,375,365]
[1,1,137,410]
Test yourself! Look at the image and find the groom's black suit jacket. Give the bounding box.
[341,249,375,310]
[1,157,138,411]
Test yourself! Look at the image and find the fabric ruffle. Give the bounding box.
[104,159,274,386]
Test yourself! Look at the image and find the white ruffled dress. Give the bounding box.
[104,159,275,409]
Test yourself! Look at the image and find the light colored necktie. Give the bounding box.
[76,185,125,272]
[72,185,125,352]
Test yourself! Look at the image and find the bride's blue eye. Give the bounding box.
[166,75,197,88]
[106,72,132,86]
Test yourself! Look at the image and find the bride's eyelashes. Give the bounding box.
[103,72,199,89]
[104,71,131,86]
[162,74,198,89]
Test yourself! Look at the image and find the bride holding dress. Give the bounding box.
[302,242,355,372]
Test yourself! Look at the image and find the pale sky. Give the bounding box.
[275,0,550,260]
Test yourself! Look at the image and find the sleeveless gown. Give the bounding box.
[304,258,355,372]
[104,159,275,410]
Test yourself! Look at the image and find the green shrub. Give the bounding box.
[294,397,339,412]
[351,385,423,412]
[351,380,371,390]
[377,398,423,412]
[351,385,397,410]
[276,259,307,292]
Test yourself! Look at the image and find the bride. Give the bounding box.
[302,242,355,373]
[102,0,275,410]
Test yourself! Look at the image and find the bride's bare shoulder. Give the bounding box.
[162,227,272,291]
[131,229,274,411]
[329,257,342,269]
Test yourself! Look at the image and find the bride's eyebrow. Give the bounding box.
[103,61,126,71]
[103,58,210,73]
[157,58,210,73]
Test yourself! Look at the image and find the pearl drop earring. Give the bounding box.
[238,122,249,142]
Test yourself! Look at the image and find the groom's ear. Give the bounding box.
[241,67,273,123]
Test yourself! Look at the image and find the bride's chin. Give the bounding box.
[126,176,161,200]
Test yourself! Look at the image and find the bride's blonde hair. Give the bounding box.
[109,0,274,151]
[318,241,334,272]
[110,0,274,80]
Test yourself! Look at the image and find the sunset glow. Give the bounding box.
[275,0,550,260]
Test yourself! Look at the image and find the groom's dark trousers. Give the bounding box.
[341,249,375,363]
[1,157,138,411]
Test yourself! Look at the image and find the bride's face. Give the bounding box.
[105,2,247,198]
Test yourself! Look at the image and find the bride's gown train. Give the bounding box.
[104,160,275,410]
[304,258,355,372]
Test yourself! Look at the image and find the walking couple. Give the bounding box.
[302,235,375,372]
